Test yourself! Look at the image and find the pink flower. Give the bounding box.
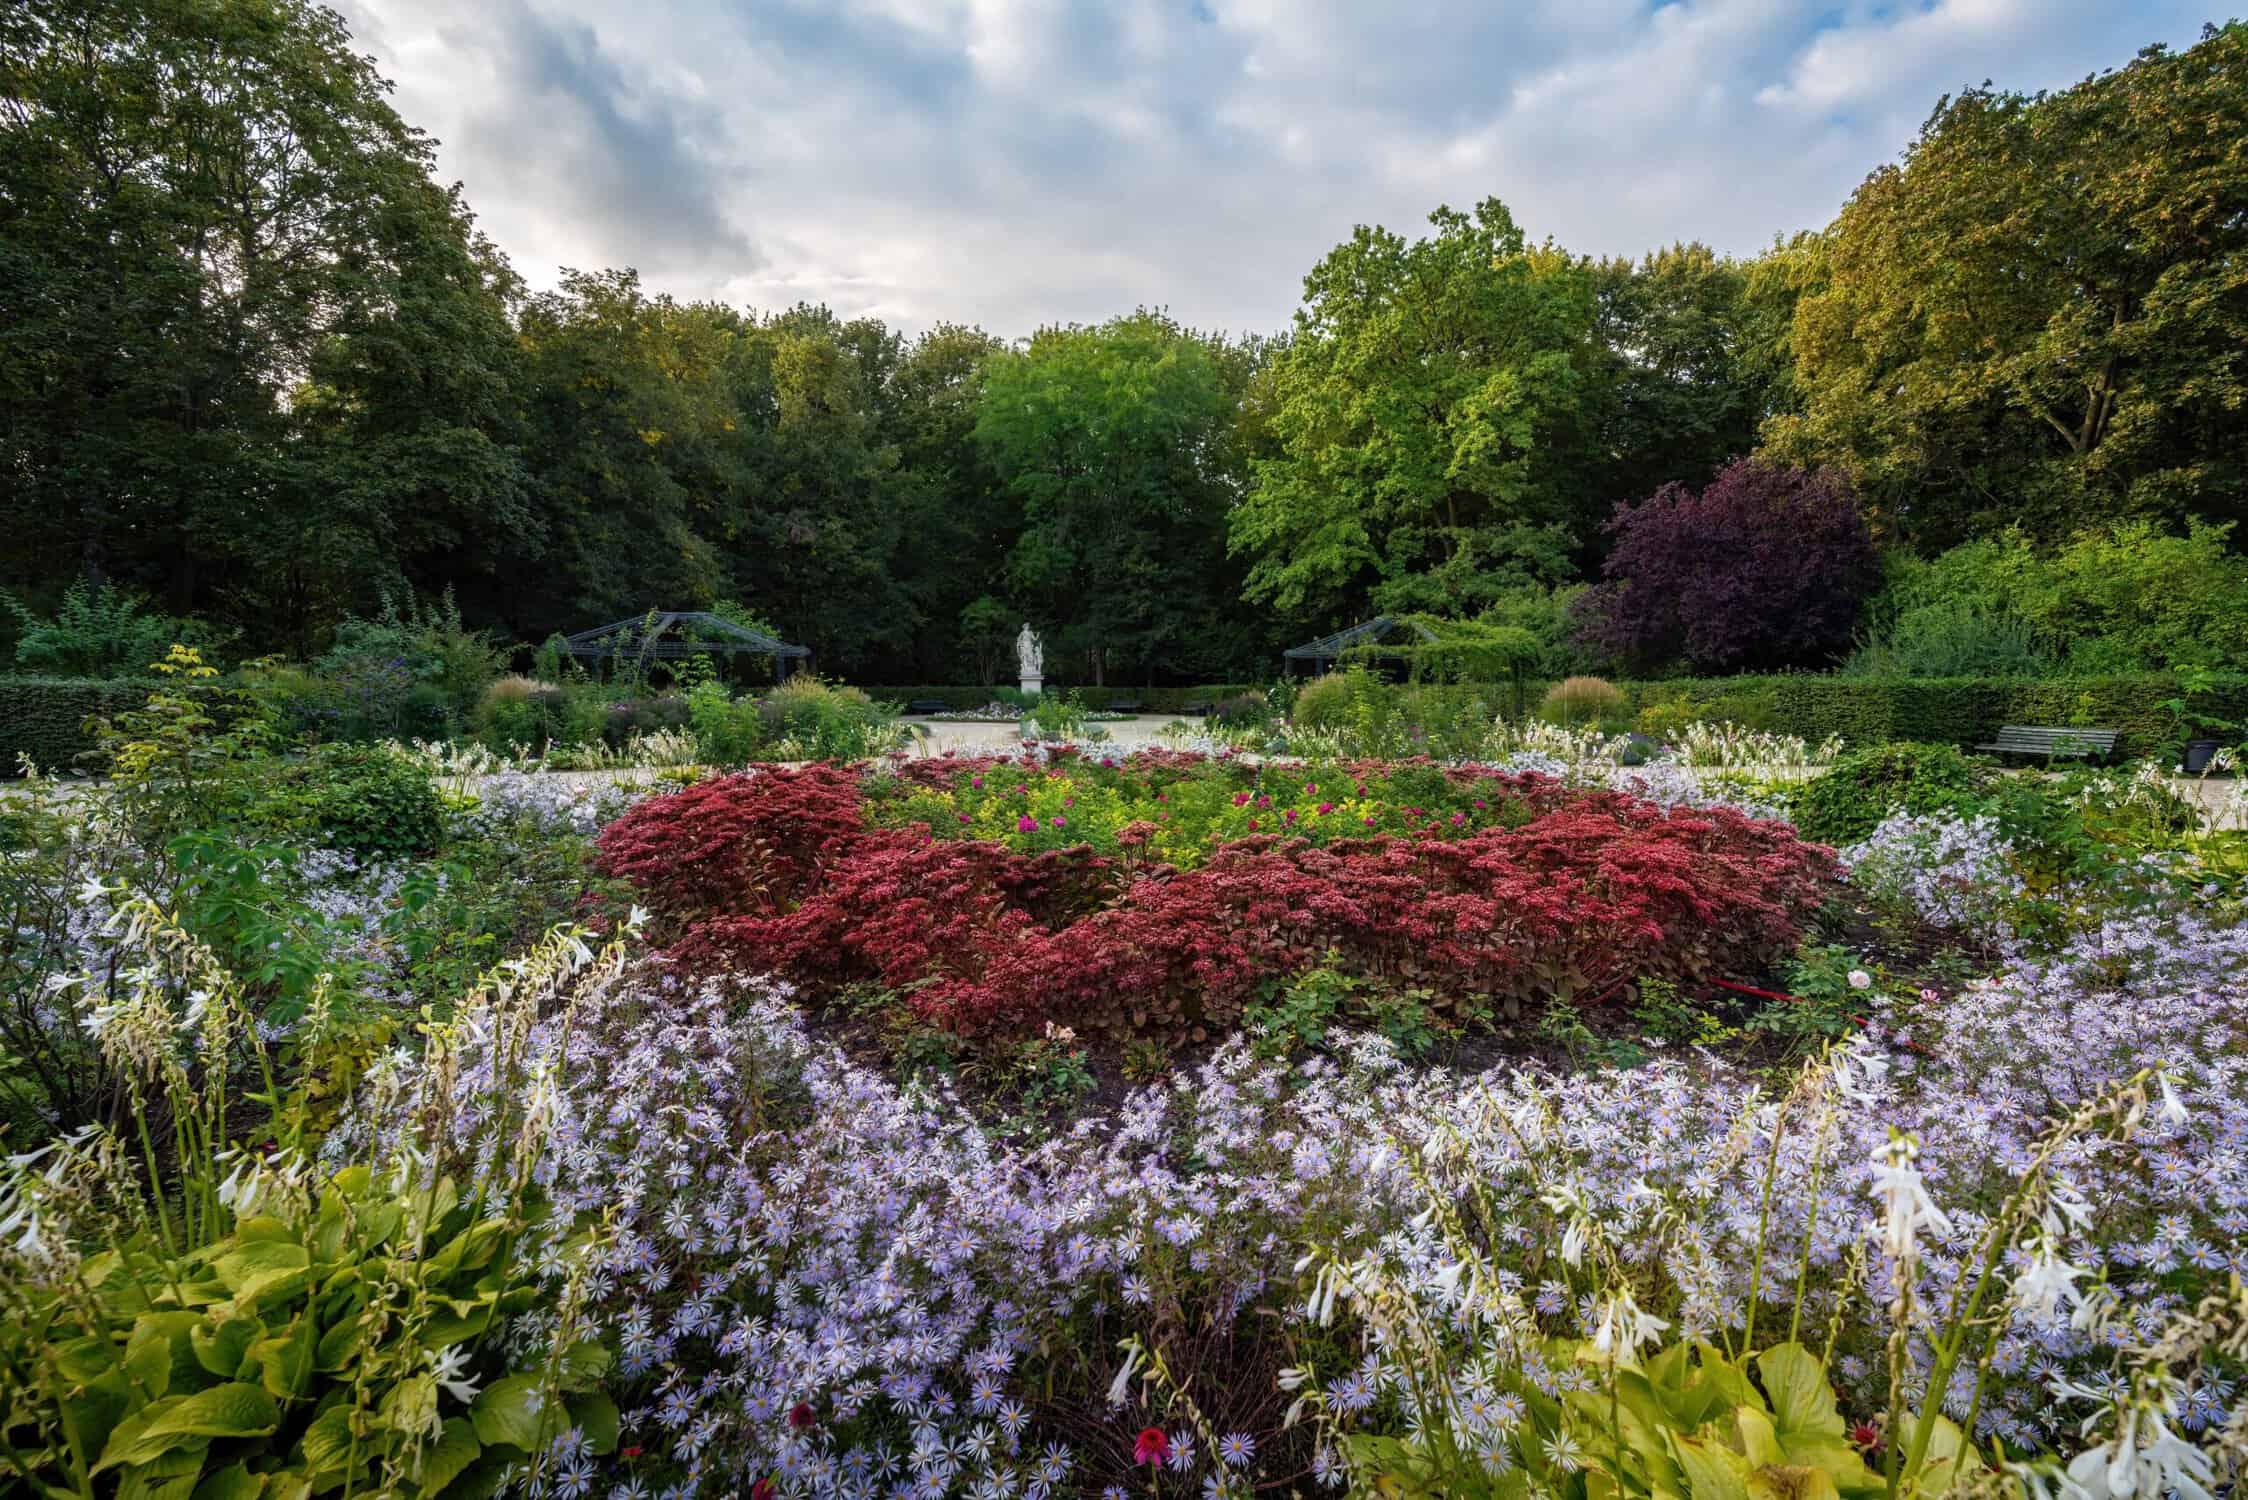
[1135,1428,1171,1467]
[1231,791,1250,807]
[1316,802,1334,815]
[1283,809,1298,824]
[1304,781,1317,794]
[957,813,970,824]
[1363,816,1375,826]
[1051,814,1066,827]
[971,777,984,789]
[1017,815,1037,833]
[1246,818,1259,831]
[1450,811,1465,826]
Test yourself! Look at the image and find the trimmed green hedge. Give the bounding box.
[1620,674,2246,758]
[861,684,1259,713]
[0,676,158,775]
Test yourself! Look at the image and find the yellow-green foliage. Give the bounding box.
[1542,674,1625,725]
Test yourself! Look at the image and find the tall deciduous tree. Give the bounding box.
[1766,23,2248,546]
[0,0,528,649]
[1229,199,1596,629]
[975,313,1244,685]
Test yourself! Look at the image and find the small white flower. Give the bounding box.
[2154,1073,2189,1128]
[1104,1341,1143,1407]
[2010,1235,2088,1321]
[430,1345,481,1405]
[1846,969,1873,991]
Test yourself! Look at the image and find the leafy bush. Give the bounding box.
[265,742,446,857]
[609,755,1838,1041]
[2,580,217,675]
[1287,671,1358,730]
[1618,672,2248,758]
[312,592,506,739]
[1881,520,2248,673]
[1790,741,1990,844]
[596,765,868,917]
[1842,598,2058,678]
[0,675,174,775]
[683,678,767,764]
[475,676,590,753]
[1540,674,1625,725]
[756,676,901,759]
[1211,690,1270,728]
[1575,458,1880,672]
[0,1161,616,1500]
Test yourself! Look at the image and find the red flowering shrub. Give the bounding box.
[949,799,1834,1037]
[602,757,1840,1041]
[596,766,869,917]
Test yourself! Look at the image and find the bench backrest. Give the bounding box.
[1989,725,2120,754]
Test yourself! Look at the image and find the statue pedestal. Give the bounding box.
[1019,676,1042,699]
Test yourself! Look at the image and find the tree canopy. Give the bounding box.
[5,4,2248,684]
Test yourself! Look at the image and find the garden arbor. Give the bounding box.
[1285,614,1542,718]
[559,611,812,679]
[1281,617,1438,677]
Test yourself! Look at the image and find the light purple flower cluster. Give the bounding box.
[352,884,2245,1497]
[1844,812,2026,940]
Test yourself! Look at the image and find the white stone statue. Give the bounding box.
[1016,624,1043,696]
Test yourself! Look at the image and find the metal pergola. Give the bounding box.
[559,611,811,674]
[1281,616,1438,675]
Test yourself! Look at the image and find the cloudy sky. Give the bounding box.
[335,0,2211,339]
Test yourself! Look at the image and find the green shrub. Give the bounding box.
[314,591,506,738]
[685,679,767,765]
[267,743,446,857]
[1789,741,1990,845]
[1540,674,1625,725]
[756,677,899,760]
[1288,671,1359,730]
[603,694,691,746]
[0,676,168,775]
[1617,673,2248,758]
[1210,690,1269,728]
[2,580,218,675]
[1877,521,2248,672]
[1842,599,2057,679]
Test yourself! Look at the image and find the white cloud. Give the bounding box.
[337,0,2209,336]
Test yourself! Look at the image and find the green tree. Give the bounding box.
[1230,199,1597,628]
[1766,23,2248,545]
[0,0,529,650]
[975,312,1245,685]
[1581,242,1773,508]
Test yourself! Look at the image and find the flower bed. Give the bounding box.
[598,753,1839,1038]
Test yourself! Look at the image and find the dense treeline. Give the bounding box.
[4,2,2246,683]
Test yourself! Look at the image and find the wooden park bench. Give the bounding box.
[905,698,956,715]
[1973,724,2121,763]
[1106,699,1143,713]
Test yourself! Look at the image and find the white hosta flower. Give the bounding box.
[2154,1072,2189,1128]
[430,1345,481,1405]
[1868,1132,1952,1263]
[2064,1405,2215,1500]
[2010,1235,2089,1321]
[1105,1341,1143,1407]
[1588,1290,1669,1363]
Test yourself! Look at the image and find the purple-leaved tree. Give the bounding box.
[1573,458,1878,672]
